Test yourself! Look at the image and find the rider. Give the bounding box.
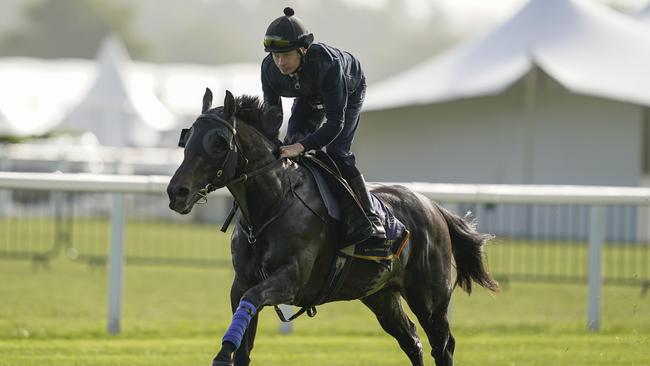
[261,7,385,244]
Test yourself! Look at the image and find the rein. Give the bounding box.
[197,158,284,204]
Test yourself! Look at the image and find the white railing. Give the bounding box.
[1,171,649,202]
[1,171,649,334]
[0,144,183,175]
[0,144,183,167]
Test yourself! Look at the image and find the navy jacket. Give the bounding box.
[261,42,365,151]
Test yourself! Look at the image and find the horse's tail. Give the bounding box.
[437,204,499,294]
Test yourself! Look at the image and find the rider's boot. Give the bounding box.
[347,175,386,244]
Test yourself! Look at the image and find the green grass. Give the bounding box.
[486,239,650,281]
[1,333,648,366]
[2,217,649,283]
[1,216,650,365]
[1,252,650,365]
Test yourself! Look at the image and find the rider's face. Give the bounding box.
[272,50,302,75]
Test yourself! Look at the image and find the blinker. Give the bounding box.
[178,128,190,147]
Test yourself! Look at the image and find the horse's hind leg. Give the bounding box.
[361,288,425,366]
[404,285,454,366]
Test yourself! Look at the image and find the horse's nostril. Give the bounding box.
[176,187,190,198]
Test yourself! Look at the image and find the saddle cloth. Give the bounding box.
[300,152,410,262]
[341,194,410,261]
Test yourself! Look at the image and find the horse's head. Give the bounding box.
[167,88,283,214]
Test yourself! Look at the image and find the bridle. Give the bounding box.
[177,112,282,204]
[177,111,289,247]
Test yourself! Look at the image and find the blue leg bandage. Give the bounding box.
[222,300,257,349]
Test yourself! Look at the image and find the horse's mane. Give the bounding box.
[233,95,283,147]
[234,95,265,126]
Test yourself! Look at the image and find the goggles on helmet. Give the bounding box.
[263,35,295,50]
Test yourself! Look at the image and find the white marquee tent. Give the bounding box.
[0,58,93,137]
[56,35,175,147]
[0,36,284,146]
[359,0,650,240]
[365,0,650,111]
[361,0,650,186]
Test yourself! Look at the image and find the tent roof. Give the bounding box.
[62,35,175,130]
[0,57,266,137]
[58,35,176,146]
[0,58,93,136]
[365,0,650,111]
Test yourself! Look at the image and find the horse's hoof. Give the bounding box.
[211,361,232,366]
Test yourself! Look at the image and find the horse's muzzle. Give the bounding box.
[167,184,194,214]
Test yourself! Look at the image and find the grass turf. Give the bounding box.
[1,254,649,365]
[1,333,649,366]
[1,214,649,365]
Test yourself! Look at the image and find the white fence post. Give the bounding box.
[278,304,293,334]
[587,205,605,332]
[107,193,125,335]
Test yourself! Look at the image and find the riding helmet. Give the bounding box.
[263,7,314,53]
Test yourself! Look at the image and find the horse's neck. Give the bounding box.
[228,166,287,230]
[237,122,277,171]
[231,123,286,224]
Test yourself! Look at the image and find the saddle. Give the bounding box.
[220,151,409,262]
[299,151,410,262]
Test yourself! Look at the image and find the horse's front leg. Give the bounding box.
[212,264,301,366]
[228,278,259,366]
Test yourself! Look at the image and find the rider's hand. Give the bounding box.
[280,143,305,158]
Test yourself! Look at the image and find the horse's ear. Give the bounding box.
[223,90,236,120]
[202,88,213,113]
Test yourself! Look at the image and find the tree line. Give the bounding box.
[0,0,459,82]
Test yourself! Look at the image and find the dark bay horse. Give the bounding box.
[167,88,499,366]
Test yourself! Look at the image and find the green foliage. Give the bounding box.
[0,0,146,59]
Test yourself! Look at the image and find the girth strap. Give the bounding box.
[274,253,352,322]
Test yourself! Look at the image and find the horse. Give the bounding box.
[167,88,499,366]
